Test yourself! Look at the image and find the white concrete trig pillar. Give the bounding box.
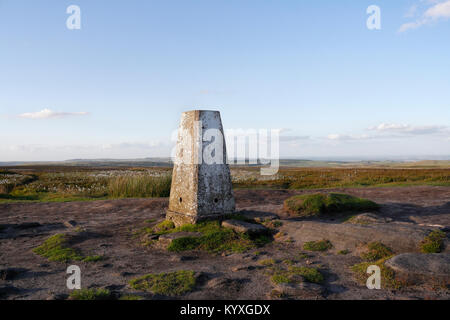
[166,110,235,226]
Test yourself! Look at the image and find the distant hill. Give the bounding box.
[0,158,449,169]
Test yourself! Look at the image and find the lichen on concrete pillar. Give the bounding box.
[166,110,235,226]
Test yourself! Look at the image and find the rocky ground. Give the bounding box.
[0,186,449,300]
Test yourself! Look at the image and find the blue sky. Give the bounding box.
[1,0,449,161]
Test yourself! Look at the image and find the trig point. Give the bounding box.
[166,110,235,226]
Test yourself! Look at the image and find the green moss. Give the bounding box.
[337,249,350,255]
[284,193,379,217]
[267,265,324,285]
[271,220,283,228]
[303,239,332,252]
[419,230,446,253]
[282,259,295,266]
[129,270,196,296]
[263,220,283,229]
[297,253,310,259]
[351,257,402,289]
[285,193,327,216]
[288,266,324,284]
[33,234,83,262]
[153,220,175,233]
[69,288,112,300]
[361,242,393,261]
[271,273,291,284]
[82,255,104,262]
[119,295,143,300]
[259,258,277,266]
[33,233,103,263]
[163,221,270,254]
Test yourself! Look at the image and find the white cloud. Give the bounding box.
[398,20,426,32]
[368,123,448,135]
[18,108,89,119]
[425,0,450,18]
[326,134,372,141]
[327,123,449,144]
[279,135,310,142]
[399,0,450,32]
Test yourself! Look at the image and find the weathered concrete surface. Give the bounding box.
[222,220,268,235]
[167,110,235,226]
[279,221,438,253]
[385,253,450,284]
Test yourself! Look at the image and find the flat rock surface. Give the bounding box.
[274,282,324,299]
[222,219,268,234]
[0,186,449,300]
[385,253,450,279]
[279,220,442,253]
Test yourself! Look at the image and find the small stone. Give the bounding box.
[222,220,268,235]
[142,234,159,241]
[346,213,392,225]
[64,220,77,228]
[274,282,324,298]
[169,255,182,262]
[231,265,245,272]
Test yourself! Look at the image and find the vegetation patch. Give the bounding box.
[419,230,446,253]
[2,167,449,203]
[263,220,283,229]
[268,265,324,285]
[69,288,112,300]
[108,175,171,198]
[351,257,402,289]
[234,167,450,190]
[259,258,277,266]
[129,270,196,296]
[33,234,103,263]
[119,295,143,300]
[361,242,393,262]
[148,221,271,254]
[297,252,310,260]
[284,193,379,217]
[152,220,175,234]
[303,239,332,252]
[337,249,350,255]
[271,273,291,284]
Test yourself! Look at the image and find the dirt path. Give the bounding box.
[0,186,449,300]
